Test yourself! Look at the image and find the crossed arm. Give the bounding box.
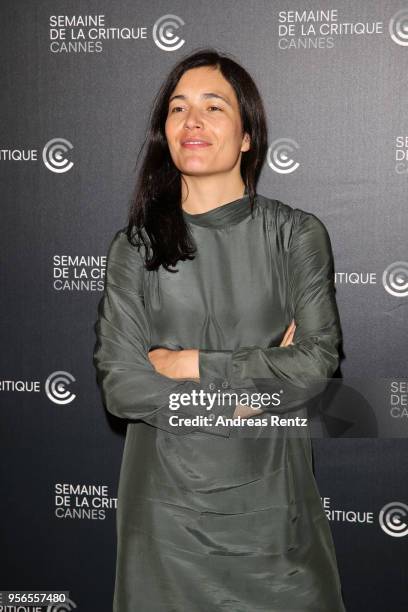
[147,320,297,418]
[93,211,342,437]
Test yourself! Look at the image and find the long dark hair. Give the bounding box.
[126,47,268,272]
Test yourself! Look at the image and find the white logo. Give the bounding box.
[152,14,185,51]
[267,138,300,174]
[45,371,76,404]
[379,501,408,537]
[389,8,408,46]
[382,261,408,297]
[42,138,74,173]
[46,597,77,611]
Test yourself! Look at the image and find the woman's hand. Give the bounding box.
[232,319,297,419]
[233,402,264,418]
[148,348,200,381]
[280,318,296,347]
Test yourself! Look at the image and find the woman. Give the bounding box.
[93,48,346,611]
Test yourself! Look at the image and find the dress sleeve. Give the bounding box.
[198,210,342,414]
[93,230,236,437]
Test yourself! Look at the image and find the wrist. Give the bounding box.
[181,349,199,379]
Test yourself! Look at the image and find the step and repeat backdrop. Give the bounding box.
[1,1,407,610]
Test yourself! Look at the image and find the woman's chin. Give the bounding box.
[178,162,216,175]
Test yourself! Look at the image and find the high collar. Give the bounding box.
[182,187,253,229]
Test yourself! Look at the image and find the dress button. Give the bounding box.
[221,380,229,388]
[208,413,215,421]
[208,382,216,391]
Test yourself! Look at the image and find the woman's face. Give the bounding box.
[164,66,250,177]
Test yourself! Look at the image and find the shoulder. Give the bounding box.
[107,227,145,261]
[255,194,331,251]
[104,227,145,289]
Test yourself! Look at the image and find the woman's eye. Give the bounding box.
[169,105,222,114]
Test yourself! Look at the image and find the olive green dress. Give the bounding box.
[93,192,346,611]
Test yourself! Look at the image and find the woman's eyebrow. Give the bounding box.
[168,92,232,107]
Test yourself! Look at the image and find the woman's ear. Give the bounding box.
[241,132,251,152]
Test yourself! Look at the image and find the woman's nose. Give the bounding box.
[183,107,204,129]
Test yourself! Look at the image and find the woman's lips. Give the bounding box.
[181,141,212,149]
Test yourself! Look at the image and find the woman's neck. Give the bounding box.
[181,176,246,215]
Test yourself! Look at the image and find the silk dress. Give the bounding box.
[93,192,347,612]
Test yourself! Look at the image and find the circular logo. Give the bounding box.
[42,138,74,173]
[389,8,408,46]
[379,501,408,537]
[45,371,76,405]
[382,261,408,297]
[46,598,77,611]
[152,14,185,51]
[267,138,300,174]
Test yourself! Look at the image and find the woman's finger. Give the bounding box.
[280,325,292,346]
[284,330,295,347]
[280,320,296,347]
